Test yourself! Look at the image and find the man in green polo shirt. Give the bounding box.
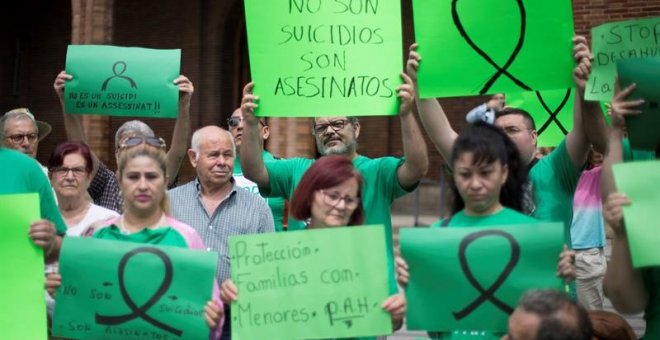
[237,73,429,296]
[0,145,66,262]
[227,108,287,231]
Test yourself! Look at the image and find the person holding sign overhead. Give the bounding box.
[395,123,575,339]
[601,81,660,339]
[227,108,287,231]
[46,144,224,338]
[221,155,406,338]
[408,36,608,243]
[53,71,194,213]
[238,72,428,299]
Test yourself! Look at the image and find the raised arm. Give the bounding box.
[166,75,193,186]
[406,44,458,163]
[53,71,102,177]
[602,192,648,313]
[600,83,644,201]
[239,83,271,190]
[566,35,605,168]
[396,72,429,189]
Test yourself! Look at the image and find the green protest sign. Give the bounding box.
[0,193,46,340]
[243,0,402,117]
[229,225,392,339]
[586,17,660,101]
[412,0,574,98]
[52,237,219,340]
[64,45,180,118]
[613,161,660,268]
[617,58,660,151]
[506,88,574,147]
[401,223,564,332]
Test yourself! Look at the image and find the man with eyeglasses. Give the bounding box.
[238,73,429,298]
[407,36,608,241]
[1,108,53,171]
[226,108,287,231]
[53,71,194,213]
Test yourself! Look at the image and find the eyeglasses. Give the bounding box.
[227,116,266,129]
[118,136,166,151]
[313,119,350,135]
[320,190,360,209]
[51,166,87,178]
[5,133,38,144]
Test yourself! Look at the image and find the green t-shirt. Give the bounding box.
[235,151,287,231]
[528,140,580,245]
[643,268,660,339]
[431,207,538,228]
[622,137,656,162]
[264,155,414,295]
[429,207,538,339]
[92,224,188,247]
[0,148,66,234]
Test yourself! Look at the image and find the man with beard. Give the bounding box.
[237,73,428,298]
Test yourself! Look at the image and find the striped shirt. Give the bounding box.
[168,178,275,284]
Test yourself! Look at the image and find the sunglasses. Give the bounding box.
[227,116,266,129]
[117,136,166,151]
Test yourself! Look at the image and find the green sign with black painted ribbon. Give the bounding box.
[243,0,403,117]
[229,225,391,340]
[400,223,563,332]
[506,88,574,147]
[52,237,218,340]
[0,193,47,340]
[64,45,180,118]
[412,0,574,98]
[586,17,660,101]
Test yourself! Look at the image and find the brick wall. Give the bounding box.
[3,0,660,181]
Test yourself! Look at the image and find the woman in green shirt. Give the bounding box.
[396,123,574,339]
[220,155,405,339]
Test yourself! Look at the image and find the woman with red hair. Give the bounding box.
[221,155,406,336]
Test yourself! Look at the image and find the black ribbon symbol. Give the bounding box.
[96,247,183,337]
[536,88,571,136]
[101,61,138,91]
[452,230,520,320]
[451,0,531,94]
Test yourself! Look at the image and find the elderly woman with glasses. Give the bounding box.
[220,155,406,337]
[47,144,224,338]
[45,142,120,316]
[48,142,119,236]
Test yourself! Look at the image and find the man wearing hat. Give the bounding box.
[0,107,52,169]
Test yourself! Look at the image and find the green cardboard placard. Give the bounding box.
[613,161,660,268]
[64,45,180,118]
[52,237,219,340]
[229,225,392,340]
[243,0,403,117]
[617,58,660,151]
[586,17,660,101]
[412,0,574,98]
[506,88,575,147]
[401,223,564,332]
[0,193,46,340]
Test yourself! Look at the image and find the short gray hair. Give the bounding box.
[0,108,38,139]
[114,120,155,149]
[190,126,235,161]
